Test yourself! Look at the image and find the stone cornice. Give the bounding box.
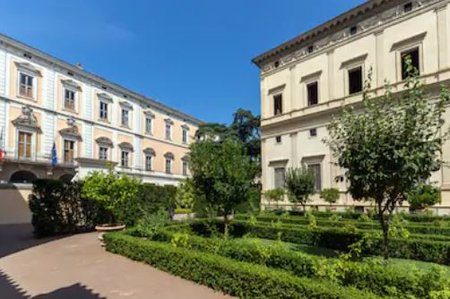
[254,0,440,72]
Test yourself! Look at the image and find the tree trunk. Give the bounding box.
[377,201,390,260]
[223,214,229,239]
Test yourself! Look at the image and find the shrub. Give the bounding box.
[145,228,450,298]
[264,188,285,209]
[104,232,380,299]
[285,167,315,212]
[29,179,107,237]
[320,188,340,206]
[136,183,177,216]
[408,183,441,211]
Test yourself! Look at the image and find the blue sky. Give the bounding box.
[0,0,364,124]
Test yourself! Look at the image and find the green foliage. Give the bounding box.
[104,232,380,299]
[189,138,258,234]
[175,179,195,209]
[29,179,108,237]
[82,170,140,225]
[320,188,340,206]
[285,167,315,211]
[134,209,170,239]
[264,188,285,208]
[326,60,450,259]
[137,183,177,217]
[408,183,442,211]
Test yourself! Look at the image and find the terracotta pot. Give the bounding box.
[95,224,126,246]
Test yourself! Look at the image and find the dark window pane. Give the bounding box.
[274,94,283,115]
[274,167,285,189]
[348,67,363,94]
[401,47,420,80]
[307,82,318,106]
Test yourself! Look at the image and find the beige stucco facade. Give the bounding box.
[255,0,450,215]
[0,33,201,223]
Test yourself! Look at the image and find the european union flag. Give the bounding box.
[51,142,58,167]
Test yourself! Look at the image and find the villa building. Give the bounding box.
[0,34,201,224]
[253,0,450,214]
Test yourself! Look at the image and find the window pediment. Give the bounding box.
[391,32,427,52]
[95,137,114,148]
[268,84,286,95]
[181,155,189,162]
[120,101,133,110]
[118,142,134,152]
[15,62,42,76]
[143,147,156,156]
[59,126,82,141]
[301,71,322,83]
[97,92,113,102]
[340,54,368,69]
[11,106,41,132]
[164,152,174,160]
[144,110,155,118]
[181,124,190,131]
[62,79,82,91]
[164,118,174,125]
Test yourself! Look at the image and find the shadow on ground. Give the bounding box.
[0,270,105,299]
[0,224,67,258]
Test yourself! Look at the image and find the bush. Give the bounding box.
[136,183,177,216]
[140,228,449,298]
[104,232,380,299]
[29,179,108,237]
[186,220,450,265]
[408,183,441,211]
[320,188,340,206]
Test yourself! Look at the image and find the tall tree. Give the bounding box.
[189,138,257,236]
[326,60,449,259]
[195,123,233,142]
[231,109,261,161]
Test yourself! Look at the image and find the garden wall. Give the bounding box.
[0,184,32,224]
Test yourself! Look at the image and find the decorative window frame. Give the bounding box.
[144,110,155,135]
[391,32,426,82]
[143,148,155,171]
[164,152,175,174]
[97,93,113,122]
[181,155,189,176]
[268,84,285,116]
[268,159,288,190]
[16,62,40,101]
[340,54,368,96]
[15,127,36,161]
[118,142,133,168]
[62,79,82,113]
[164,118,174,141]
[95,137,114,161]
[301,155,325,191]
[181,124,190,144]
[61,138,77,164]
[301,71,322,107]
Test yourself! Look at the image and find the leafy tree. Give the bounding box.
[285,167,315,212]
[407,183,441,212]
[263,188,285,209]
[195,123,233,142]
[326,59,449,259]
[82,169,140,225]
[320,188,340,207]
[231,108,261,161]
[189,138,257,236]
[175,179,195,209]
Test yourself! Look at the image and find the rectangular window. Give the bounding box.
[99,101,108,120]
[19,73,34,98]
[183,161,188,176]
[145,155,152,171]
[18,131,32,159]
[307,45,314,53]
[309,128,317,137]
[403,2,413,12]
[99,147,108,160]
[348,66,363,95]
[165,124,172,140]
[274,167,285,189]
[273,94,283,116]
[145,117,152,134]
[63,140,75,163]
[275,136,282,144]
[401,47,420,80]
[307,82,318,106]
[350,25,358,36]
[121,151,129,168]
[308,164,322,191]
[121,109,129,127]
[182,129,188,144]
[64,89,76,110]
[165,158,172,174]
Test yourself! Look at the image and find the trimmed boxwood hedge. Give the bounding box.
[104,232,383,299]
[141,228,449,298]
[184,220,450,265]
[235,214,450,236]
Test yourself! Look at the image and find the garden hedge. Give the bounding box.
[104,232,383,299]
[184,220,450,265]
[235,214,450,236]
[141,228,449,298]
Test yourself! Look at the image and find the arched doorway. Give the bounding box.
[9,171,37,184]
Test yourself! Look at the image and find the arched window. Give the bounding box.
[9,170,37,184]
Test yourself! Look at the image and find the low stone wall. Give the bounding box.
[0,184,32,224]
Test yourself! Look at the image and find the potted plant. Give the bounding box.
[82,168,140,243]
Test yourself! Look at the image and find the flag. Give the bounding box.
[51,142,57,167]
[0,128,4,162]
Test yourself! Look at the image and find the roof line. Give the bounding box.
[252,0,401,67]
[0,32,203,125]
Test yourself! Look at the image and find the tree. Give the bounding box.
[175,179,195,210]
[320,188,340,207]
[189,138,257,236]
[326,59,449,259]
[263,188,285,209]
[231,109,261,161]
[285,167,316,212]
[407,183,441,212]
[195,123,233,142]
